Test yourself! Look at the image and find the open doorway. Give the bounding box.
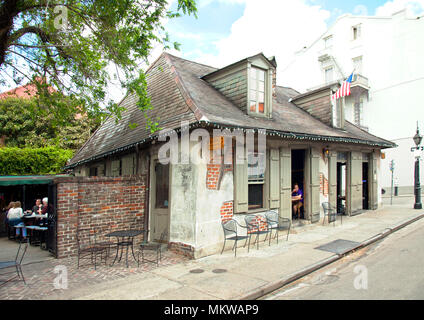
[337,158,347,215]
[362,161,369,210]
[291,149,306,220]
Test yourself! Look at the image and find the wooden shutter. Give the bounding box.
[348,151,363,215]
[121,154,135,176]
[328,151,337,210]
[279,147,292,220]
[111,159,120,177]
[309,147,321,223]
[268,148,280,209]
[234,152,248,213]
[370,152,378,210]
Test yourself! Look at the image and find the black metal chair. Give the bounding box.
[221,219,248,257]
[138,229,167,267]
[93,227,117,261]
[322,202,342,226]
[244,214,271,252]
[0,239,28,287]
[76,230,108,270]
[264,210,291,244]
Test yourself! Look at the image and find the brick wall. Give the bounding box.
[220,201,234,222]
[54,175,146,258]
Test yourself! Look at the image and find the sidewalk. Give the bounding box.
[42,202,423,300]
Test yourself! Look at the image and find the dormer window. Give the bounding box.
[249,67,266,114]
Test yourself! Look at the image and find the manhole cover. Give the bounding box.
[314,239,361,255]
[189,269,204,274]
[212,269,227,274]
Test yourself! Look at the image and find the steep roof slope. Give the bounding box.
[68,52,394,167]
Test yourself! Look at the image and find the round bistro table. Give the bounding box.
[105,229,144,268]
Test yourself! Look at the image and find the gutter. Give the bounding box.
[64,120,395,169]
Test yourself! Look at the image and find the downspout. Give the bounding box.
[144,153,150,243]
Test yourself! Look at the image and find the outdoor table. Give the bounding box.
[105,229,145,268]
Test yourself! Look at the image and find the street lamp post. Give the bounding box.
[411,124,423,209]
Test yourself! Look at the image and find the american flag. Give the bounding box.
[331,73,353,101]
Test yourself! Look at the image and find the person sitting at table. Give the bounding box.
[32,199,42,214]
[40,197,49,216]
[7,201,27,240]
[292,183,304,219]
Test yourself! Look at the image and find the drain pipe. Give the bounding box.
[144,154,151,243]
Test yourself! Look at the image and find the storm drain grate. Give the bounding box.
[189,269,204,274]
[212,269,227,274]
[314,239,361,255]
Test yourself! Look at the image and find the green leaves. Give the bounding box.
[0,0,198,129]
[0,147,74,175]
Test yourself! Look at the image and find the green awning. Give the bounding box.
[0,175,56,186]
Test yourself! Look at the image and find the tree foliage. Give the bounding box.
[0,146,74,175]
[0,97,99,150]
[0,0,197,129]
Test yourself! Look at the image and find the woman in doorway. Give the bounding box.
[292,183,304,219]
[7,201,27,240]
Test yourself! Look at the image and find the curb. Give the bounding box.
[239,213,424,300]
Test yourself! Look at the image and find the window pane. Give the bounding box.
[258,103,264,113]
[250,68,256,80]
[258,69,265,81]
[258,92,264,103]
[250,101,256,112]
[258,80,264,92]
[248,153,265,180]
[325,67,333,83]
[248,184,263,209]
[155,163,169,208]
[250,89,257,100]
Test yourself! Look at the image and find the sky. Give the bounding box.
[162,0,424,71]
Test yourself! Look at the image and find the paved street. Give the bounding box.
[263,216,424,300]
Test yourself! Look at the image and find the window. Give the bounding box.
[352,56,363,74]
[324,35,333,48]
[247,152,265,209]
[155,163,169,208]
[249,67,266,114]
[325,67,334,83]
[354,98,363,126]
[352,24,361,40]
[89,167,98,177]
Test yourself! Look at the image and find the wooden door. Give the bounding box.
[150,159,170,241]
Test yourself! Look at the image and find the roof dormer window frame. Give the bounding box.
[247,62,272,118]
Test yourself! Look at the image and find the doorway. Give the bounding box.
[150,159,170,242]
[362,162,369,210]
[291,149,306,220]
[337,162,347,215]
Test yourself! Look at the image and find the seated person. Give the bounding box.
[291,183,304,219]
[32,199,42,214]
[7,201,27,240]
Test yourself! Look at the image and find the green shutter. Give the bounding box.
[370,152,378,210]
[111,160,120,177]
[348,151,363,216]
[122,154,135,176]
[234,153,248,213]
[309,147,321,223]
[328,152,337,210]
[279,147,292,221]
[268,148,280,209]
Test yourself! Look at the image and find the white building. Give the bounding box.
[280,9,424,195]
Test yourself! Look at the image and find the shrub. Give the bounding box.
[0,147,74,175]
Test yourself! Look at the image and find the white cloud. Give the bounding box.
[375,0,424,16]
[353,4,369,16]
[187,0,330,86]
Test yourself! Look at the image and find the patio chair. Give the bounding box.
[76,230,108,270]
[244,214,271,252]
[221,219,248,257]
[264,210,291,244]
[137,229,168,267]
[0,239,28,287]
[322,202,342,226]
[93,227,117,261]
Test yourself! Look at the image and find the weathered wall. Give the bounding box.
[55,175,146,258]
